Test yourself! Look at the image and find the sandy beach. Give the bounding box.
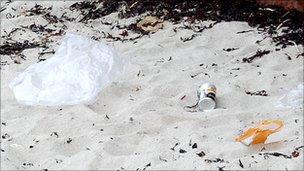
[1,1,303,170]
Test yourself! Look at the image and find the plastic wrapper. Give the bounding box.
[136,16,163,32]
[235,119,284,145]
[10,34,127,106]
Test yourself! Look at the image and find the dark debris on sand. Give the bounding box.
[1,4,67,58]
[68,0,303,47]
[0,40,46,56]
[260,152,292,159]
[242,50,271,63]
[1,1,303,65]
[205,158,225,163]
[245,90,268,96]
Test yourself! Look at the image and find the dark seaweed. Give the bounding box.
[39,50,55,56]
[261,152,292,159]
[237,30,254,34]
[197,151,206,157]
[0,40,45,56]
[242,50,271,63]
[245,90,268,96]
[218,166,225,171]
[50,132,59,138]
[69,0,304,46]
[223,48,239,52]
[291,150,300,158]
[295,145,304,151]
[66,138,72,144]
[179,149,187,153]
[21,24,55,35]
[2,28,25,38]
[1,133,10,139]
[25,4,52,16]
[239,159,244,168]
[205,158,224,163]
[285,53,292,60]
[180,34,198,42]
[43,13,64,24]
[296,52,304,58]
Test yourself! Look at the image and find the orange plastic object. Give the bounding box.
[235,120,284,145]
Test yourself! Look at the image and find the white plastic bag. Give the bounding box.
[10,34,126,106]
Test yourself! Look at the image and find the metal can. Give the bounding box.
[197,83,217,111]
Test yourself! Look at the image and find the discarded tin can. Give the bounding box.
[197,83,217,111]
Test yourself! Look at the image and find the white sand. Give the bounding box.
[1,1,303,170]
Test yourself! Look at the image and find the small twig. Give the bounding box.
[180,34,198,42]
[288,40,300,53]
[285,53,292,60]
[184,102,198,112]
[261,152,292,159]
[255,36,268,44]
[170,142,180,151]
[276,19,290,31]
[158,156,167,162]
[239,159,244,168]
[130,1,139,9]
[38,50,55,56]
[237,30,254,34]
[193,21,219,33]
[4,28,25,38]
[295,145,304,151]
[184,102,198,110]
[296,52,304,58]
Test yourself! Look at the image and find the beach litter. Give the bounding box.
[276,84,303,109]
[197,83,217,111]
[235,119,284,146]
[136,16,163,32]
[10,34,126,106]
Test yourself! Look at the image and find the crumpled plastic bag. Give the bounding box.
[136,16,163,32]
[235,119,284,145]
[276,84,303,109]
[10,33,127,106]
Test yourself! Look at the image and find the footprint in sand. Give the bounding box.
[103,135,142,156]
[151,84,185,98]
